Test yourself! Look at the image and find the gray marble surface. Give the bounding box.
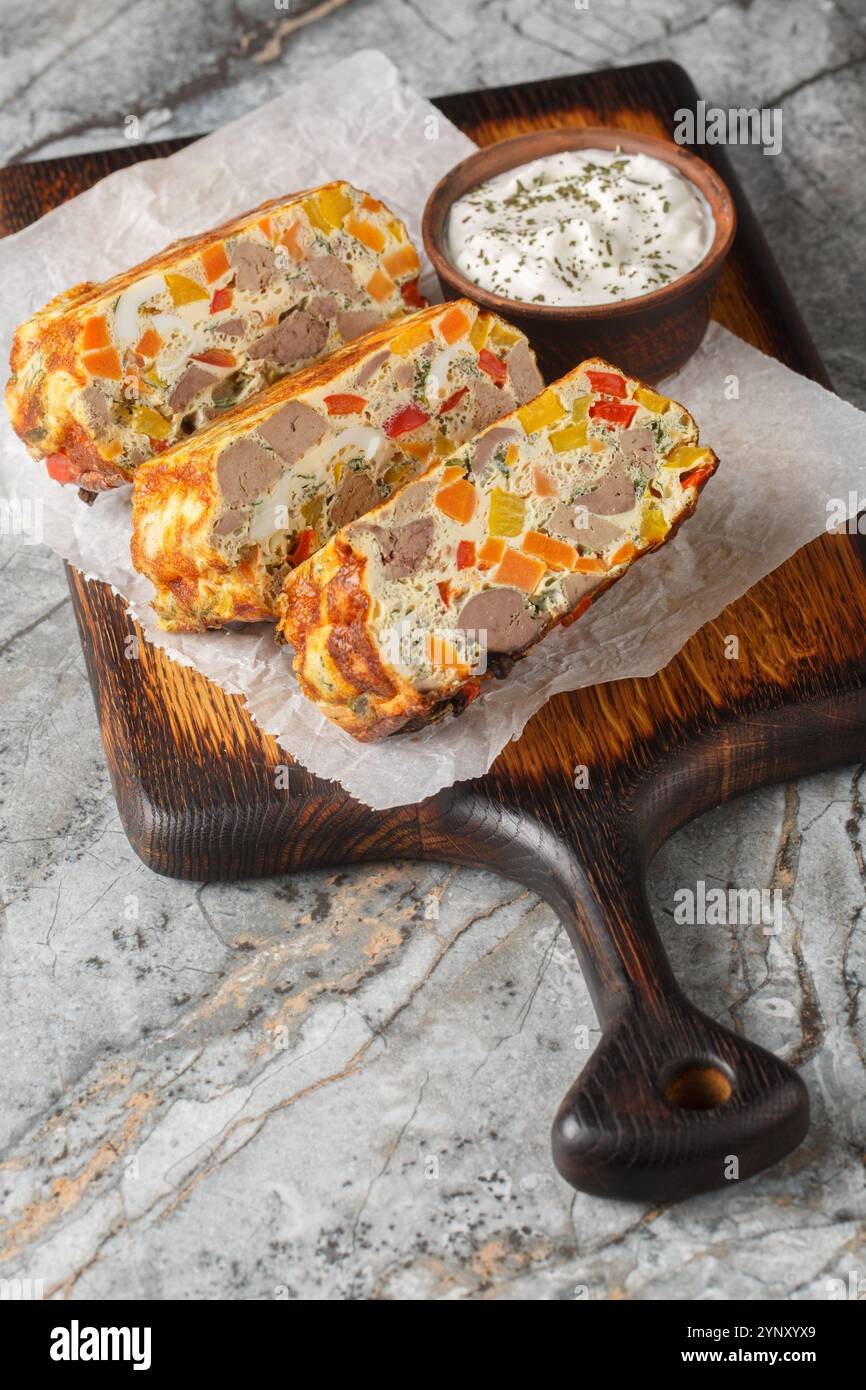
[0,0,864,1301]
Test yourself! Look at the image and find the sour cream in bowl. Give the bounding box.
[423,127,736,382]
[446,148,716,308]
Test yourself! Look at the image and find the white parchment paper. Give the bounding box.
[2,50,866,809]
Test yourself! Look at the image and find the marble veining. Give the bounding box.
[0,0,864,1301]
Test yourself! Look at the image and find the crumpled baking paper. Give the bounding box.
[2,50,866,810]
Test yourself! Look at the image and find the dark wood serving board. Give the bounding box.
[3,61,864,1203]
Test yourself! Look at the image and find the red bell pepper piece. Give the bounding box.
[400,279,425,309]
[289,528,316,565]
[586,369,627,398]
[589,400,638,428]
[478,348,507,385]
[323,393,367,415]
[45,452,78,484]
[456,540,476,570]
[437,580,452,608]
[439,386,469,416]
[210,286,233,314]
[383,402,429,438]
[190,349,236,368]
[680,462,715,492]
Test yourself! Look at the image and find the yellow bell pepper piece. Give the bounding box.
[469,313,491,351]
[390,320,434,355]
[303,197,330,234]
[640,505,670,542]
[317,186,353,230]
[635,386,670,414]
[488,487,526,537]
[663,445,711,470]
[518,389,566,435]
[571,395,591,422]
[487,319,521,350]
[434,434,454,456]
[549,421,588,453]
[164,273,209,306]
[133,405,171,440]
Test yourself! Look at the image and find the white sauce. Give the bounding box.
[445,148,715,308]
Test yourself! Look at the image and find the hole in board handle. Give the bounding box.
[664,1063,733,1111]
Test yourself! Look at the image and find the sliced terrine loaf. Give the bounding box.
[275,360,718,740]
[131,300,543,630]
[6,183,424,494]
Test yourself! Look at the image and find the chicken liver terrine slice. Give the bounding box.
[275,359,718,740]
[131,300,543,630]
[6,183,424,493]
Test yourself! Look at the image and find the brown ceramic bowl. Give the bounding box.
[422,126,736,385]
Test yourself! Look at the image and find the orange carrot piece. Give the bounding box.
[439,464,465,486]
[610,541,639,566]
[82,316,110,351]
[572,555,607,574]
[532,466,557,497]
[493,548,546,592]
[281,221,305,261]
[438,303,472,345]
[346,212,386,252]
[135,327,163,359]
[522,530,577,571]
[201,242,230,283]
[83,346,122,379]
[435,478,477,524]
[323,393,367,415]
[256,215,274,240]
[401,440,433,462]
[361,193,383,214]
[383,243,420,279]
[366,269,396,303]
[477,537,505,567]
[425,632,465,669]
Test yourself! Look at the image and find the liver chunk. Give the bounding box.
[505,339,544,404]
[256,399,327,464]
[329,472,381,529]
[337,309,382,341]
[216,437,282,505]
[247,311,329,366]
[309,254,357,297]
[230,241,276,293]
[168,364,217,414]
[456,588,544,654]
[365,516,434,579]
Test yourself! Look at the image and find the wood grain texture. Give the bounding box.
[6,60,865,1201]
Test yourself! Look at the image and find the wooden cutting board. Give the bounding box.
[4,60,864,1203]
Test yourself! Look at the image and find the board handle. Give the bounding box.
[551,987,809,1202]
